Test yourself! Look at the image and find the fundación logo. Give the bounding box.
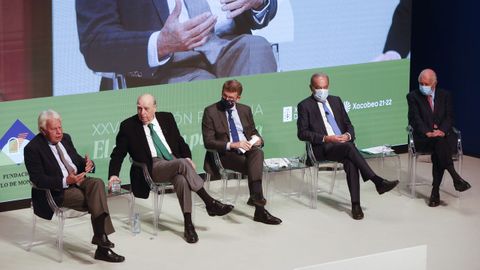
[0,119,35,165]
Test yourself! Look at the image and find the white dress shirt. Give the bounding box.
[144,117,173,158]
[48,142,78,188]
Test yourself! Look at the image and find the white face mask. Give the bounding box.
[314,89,329,102]
[419,85,433,96]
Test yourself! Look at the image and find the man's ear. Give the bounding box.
[39,128,46,136]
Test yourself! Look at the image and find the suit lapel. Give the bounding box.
[152,0,170,24]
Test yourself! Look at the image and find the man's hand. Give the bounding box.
[324,135,348,143]
[253,137,262,146]
[185,158,196,170]
[84,154,94,173]
[221,0,265,19]
[432,129,445,137]
[66,172,86,186]
[108,175,121,190]
[157,0,217,57]
[231,141,252,151]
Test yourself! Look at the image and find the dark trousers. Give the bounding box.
[318,142,376,204]
[62,177,114,236]
[414,135,455,188]
[220,147,264,194]
[151,158,204,213]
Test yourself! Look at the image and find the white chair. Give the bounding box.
[95,72,127,90]
[28,181,88,262]
[305,142,343,209]
[406,125,463,198]
[129,157,173,236]
[204,149,245,205]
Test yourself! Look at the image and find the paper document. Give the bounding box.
[264,158,291,169]
[361,145,394,154]
[239,135,260,154]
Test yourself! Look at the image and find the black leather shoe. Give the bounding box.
[94,248,125,263]
[91,234,115,248]
[453,178,471,192]
[428,189,440,207]
[375,179,400,195]
[206,200,234,216]
[247,196,267,206]
[253,209,282,225]
[351,204,364,220]
[184,224,198,244]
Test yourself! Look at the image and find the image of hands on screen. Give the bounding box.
[51,0,410,96]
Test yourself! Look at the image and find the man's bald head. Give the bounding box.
[137,93,157,125]
[418,68,438,89]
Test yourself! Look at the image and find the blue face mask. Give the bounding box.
[419,85,433,96]
[314,89,329,102]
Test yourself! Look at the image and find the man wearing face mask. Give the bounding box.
[109,93,234,244]
[202,79,282,225]
[297,73,399,220]
[407,68,471,207]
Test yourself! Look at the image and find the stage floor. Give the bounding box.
[0,154,478,270]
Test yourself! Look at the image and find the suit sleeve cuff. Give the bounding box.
[148,31,172,67]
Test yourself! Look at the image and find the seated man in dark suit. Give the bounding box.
[24,110,124,263]
[202,79,282,225]
[407,68,471,207]
[76,0,278,90]
[297,73,399,220]
[108,94,233,243]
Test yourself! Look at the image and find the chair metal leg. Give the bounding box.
[28,207,36,252]
[152,188,159,236]
[56,211,65,262]
[411,155,417,198]
[328,163,338,194]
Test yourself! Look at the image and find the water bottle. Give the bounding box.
[131,212,141,234]
[111,180,121,194]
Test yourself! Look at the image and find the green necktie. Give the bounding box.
[148,123,173,161]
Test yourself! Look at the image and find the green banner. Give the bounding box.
[0,60,409,203]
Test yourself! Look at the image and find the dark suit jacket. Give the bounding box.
[109,112,192,199]
[297,95,355,161]
[383,0,412,58]
[76,0,277,78]
[201,102,263,177]
[24,133,87,220]
[407,88,454,139]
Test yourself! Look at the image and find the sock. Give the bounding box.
[254,205,264,214]
[446,165,461,181]
[352,202,360,207]
[184,213,193,227]
[371,175,384,186]
[196,188,215,207]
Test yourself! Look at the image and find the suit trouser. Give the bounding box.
[321,142,376,204]
[151,158,204,213]
[220,147,264,194]
[124,34,277,88]
[62,177,114,235]
[414,136,454,188]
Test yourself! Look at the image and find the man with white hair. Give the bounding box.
[407,68,471,207]
[24,109,125,263]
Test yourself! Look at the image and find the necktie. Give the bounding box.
[427,95,434,111]
[227,109,240,142]
[183,0,229,64]
[321,102,342,135]
[148,124,173,160]
[55,143,75,174]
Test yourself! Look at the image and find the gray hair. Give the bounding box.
[418,69,437,84]
[37,109,61,132]
[310,72,329,89]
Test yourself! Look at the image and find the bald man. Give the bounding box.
[407,68,471,207]
[109,94,233,243]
